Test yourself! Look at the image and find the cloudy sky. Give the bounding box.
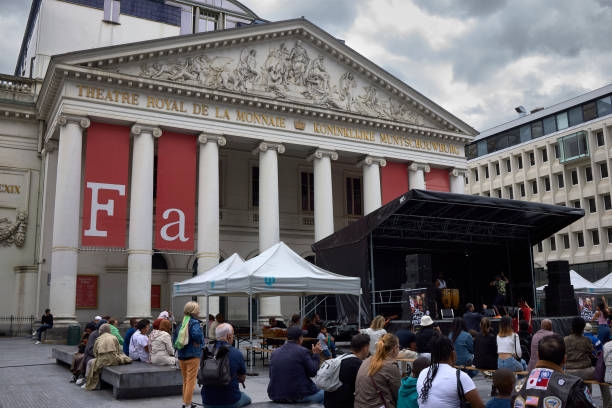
[2,0,612,131]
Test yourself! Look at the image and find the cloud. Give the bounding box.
[0,0,31,76]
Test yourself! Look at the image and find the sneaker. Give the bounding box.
[69,375,77,383]
[35,341,40,345]
[80,384,86,389]
[32,330,36,336]
[75,378,85,386]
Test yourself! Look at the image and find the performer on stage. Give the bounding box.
[435,272,447,318]
[490,272,509,311]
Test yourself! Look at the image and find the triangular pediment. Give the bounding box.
[48,19,476,136]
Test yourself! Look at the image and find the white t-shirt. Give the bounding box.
[416,363,476,408]
[360,327,387,355]
[497,333,521,357]
[129,330,150,362]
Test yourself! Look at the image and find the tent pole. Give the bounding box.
[248,293,253,374]
[358,294,361,330]
[370,233,376,318]
[528,237,537,314]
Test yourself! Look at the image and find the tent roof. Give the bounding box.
[595,273,612,290]
[172,253,245,297]
[312,189,584,251]
[537,270,597,291]
[173,242,361,297]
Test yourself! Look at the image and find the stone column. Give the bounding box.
[197,133,226,316]
[308,149,338,241]
[252,141,285,318]
[450,168,467,194]
[126,124,161,320]
[408,162,430,190]
[48,115,90,325]
[359,156,387,215]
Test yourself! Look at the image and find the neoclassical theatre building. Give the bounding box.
[0,0,476,325]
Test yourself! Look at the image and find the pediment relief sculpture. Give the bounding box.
[131,40,436,129]
[0,209,27,248]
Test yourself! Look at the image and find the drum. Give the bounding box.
[441,289,452,309]
[451,289,459,309]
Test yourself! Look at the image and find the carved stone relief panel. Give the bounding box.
[113,39,442,129]
[0,168,30,248]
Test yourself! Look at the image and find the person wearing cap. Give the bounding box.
[584,323,603,355]
[267,325,324,403]
[415,315,438,358]
[94,316,102,324]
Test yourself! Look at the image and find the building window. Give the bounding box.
[505,159,511,172]
[608,229,612,244]
[472,168,479,182]
[531,180,538,194]
[583,101,598,122]
[585,166,593,182]
[601,162,609,179]
[543,116,557,135]
[588,197,596,213]
[300,172,314,212]
[484,191,490,197]
[571,169,578,185]
[517,156,523,169]
[465,176,469,185]
[592,229,600,246]
[103,0,120,23]
[529,152,535,166]
[597,96,612,117]
[537,242,543,252]
[556,112,569,130]
[520,125,531,142]
[597,131,605,147]
[550,236,556,251]
[563,234,570,249]
[495,162,500,176]
[604,194,612,211]
[520,183,526,197]
[573,200,581,209]
[346,177,363,216]
[559,131,589,163]
[251,166,259,207]
[569,106,583,127]
[554,143,560,159]
[541,148,548,163]
[507,186,514,200]
[576,231,585,248]
[531,121,544,139]
[484,166,489,179]
[495,189,502,198]
[557,173,564,188]
[544,176,551,192]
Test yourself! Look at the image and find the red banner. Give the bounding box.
[82,122,130,247]
[154,132,196,250]
[76,275,98,308]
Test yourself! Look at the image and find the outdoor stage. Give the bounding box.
[312,189,585,325]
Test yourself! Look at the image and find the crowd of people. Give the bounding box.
[40,296,612,407]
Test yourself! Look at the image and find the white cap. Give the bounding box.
[420,315,434,327]
[94,315,102,321]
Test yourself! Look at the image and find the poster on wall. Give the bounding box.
[400,288,430,326]
[81,122,130,247]
[151,284,161,309]
[578,295,596,321]
[154,132,196,251]
[76,275,98,309]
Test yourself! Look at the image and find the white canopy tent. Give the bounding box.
[594,273,612,294]
[536,270,598,293]
[172,241,362,369]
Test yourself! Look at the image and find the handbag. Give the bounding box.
[369,376,387,408]
[513,333,521,362]
[456,369,472,408]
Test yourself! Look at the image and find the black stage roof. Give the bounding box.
[313,189,584,251]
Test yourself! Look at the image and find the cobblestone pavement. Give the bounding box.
[0,337,606,407]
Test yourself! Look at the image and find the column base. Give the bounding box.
[51,317,80,327]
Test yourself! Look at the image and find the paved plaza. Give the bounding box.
[0,337,608,407]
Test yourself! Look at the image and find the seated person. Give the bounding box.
[128,319,150,362]
[318,325,336,359]
[84,323,131,390]
[288,314,301,327]
[122,318,138,356]
[150,319,176,366]
[267,317,287,329]
[398,356,430,408]
[486,369,514,408]
[70,322,96,382]
[108,318,124,346]
[267,326,324,403]
[324,334,370,408]
[201,323,251,408]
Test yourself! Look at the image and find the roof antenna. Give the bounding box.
[515,106,527,118]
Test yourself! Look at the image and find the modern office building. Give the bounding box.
[0,0,476,325]
[465,84,612,284]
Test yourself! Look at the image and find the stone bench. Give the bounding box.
[52,346,182,399]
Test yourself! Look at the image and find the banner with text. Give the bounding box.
[82,122,130,247]
[154,132,196,250]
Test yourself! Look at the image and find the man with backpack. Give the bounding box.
[322,333,370,408]
[199,323,251,408]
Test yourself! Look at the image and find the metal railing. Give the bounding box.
[372,288,428,306]
[0,315,35,337]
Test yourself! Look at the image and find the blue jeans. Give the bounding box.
[498,357,527,373]
[36,324,52,341]
[599,324,610,344]
[297,390,324,404]
[203,392,251,408]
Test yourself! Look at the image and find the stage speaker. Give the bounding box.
[441,309,454,319]
[405,254,433,287]
[544,260,578,316]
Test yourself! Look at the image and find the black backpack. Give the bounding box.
[197,342,232,387]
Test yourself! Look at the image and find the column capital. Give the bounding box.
[198,133,227,146]
[307,148,338,162]
[58,114,90,129]
[409,162,431,172]
[357,155,387,168]
[451,168,468,177]
[131,124,162,138]
[42,140,58,155]
[252,141,285,155]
